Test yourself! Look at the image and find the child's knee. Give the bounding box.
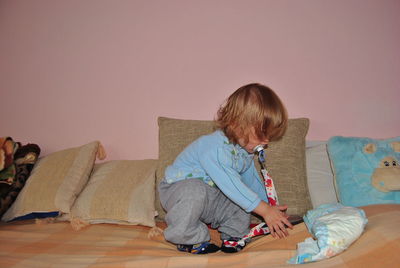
[175,179,207,202]
[164,179,208,211]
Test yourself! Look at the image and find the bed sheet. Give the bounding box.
[0,204,399,268]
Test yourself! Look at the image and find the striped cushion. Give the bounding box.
[70,160,157,227]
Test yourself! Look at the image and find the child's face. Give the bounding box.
[237,127,269,154]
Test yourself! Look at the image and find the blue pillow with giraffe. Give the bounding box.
[327,136,400,207]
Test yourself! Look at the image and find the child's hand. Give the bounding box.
[253,202,293,239]
[263,205,293,238]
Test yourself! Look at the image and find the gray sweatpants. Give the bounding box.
[158,178,250,245]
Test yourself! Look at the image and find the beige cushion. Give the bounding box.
[2,141,101,221]
[156,117,312,221]
[70,160,157,227]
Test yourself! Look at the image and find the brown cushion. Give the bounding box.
[156,117,312,221]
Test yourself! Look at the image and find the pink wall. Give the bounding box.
[1,0,399,160]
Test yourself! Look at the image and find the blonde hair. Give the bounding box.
[216,83,288,145]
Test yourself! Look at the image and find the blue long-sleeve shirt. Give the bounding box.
[164,130,268,212]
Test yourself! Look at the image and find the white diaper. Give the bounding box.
[289,203,368,264]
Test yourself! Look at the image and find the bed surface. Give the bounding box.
[1,204,399,268]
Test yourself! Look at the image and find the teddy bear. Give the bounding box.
[0,137,41,218]
[0,137,19,197]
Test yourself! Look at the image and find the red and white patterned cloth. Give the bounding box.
[223,149,276,248]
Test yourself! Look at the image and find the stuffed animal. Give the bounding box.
[0,137,17,170]
[0,137,19,197]
[0,137,40,218]
[328,136,400,207]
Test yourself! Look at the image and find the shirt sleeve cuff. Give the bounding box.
[244,198,262,213]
